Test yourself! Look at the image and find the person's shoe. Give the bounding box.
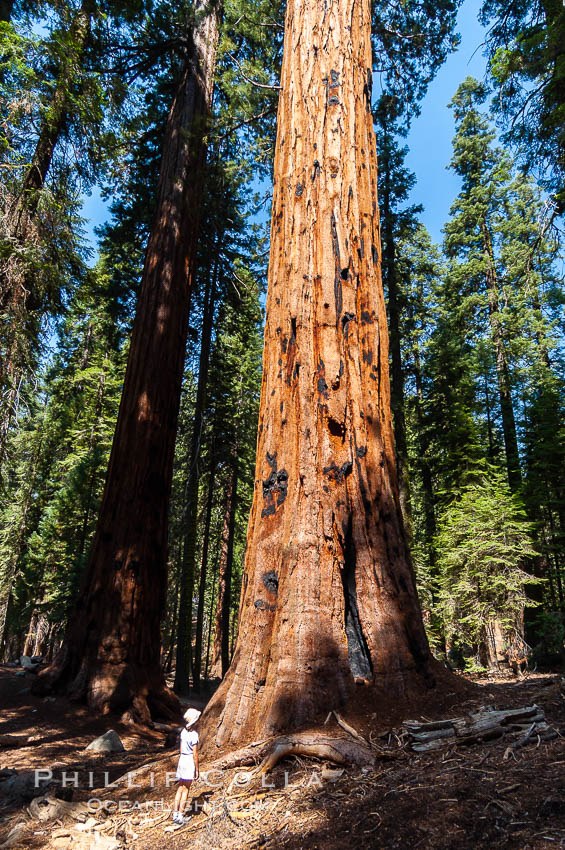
[172,812,181,823]
[177,815,191,826]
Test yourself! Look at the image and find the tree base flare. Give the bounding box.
[32,649,181,726]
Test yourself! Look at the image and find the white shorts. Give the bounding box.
[176,754,195,781]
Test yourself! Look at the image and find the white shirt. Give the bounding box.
[180,728,199,755]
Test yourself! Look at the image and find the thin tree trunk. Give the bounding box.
[164,570,180,674]
[192,451,217,692]
[174,256,218,695]
[33,614,50,657]
[484,371,495,458]
[22,610,38,658]
[411,329,437,587]
[481,224,521,488]
[380,131,412,536]
[203,0,433,749]
[0,402,47,647]
[210,459,238,680]
[34,0,222,723]
[204,558,218,682]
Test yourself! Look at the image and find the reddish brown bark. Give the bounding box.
[192,450,217,691]
[203,0,433,749]
[209,459,238,680]
[33,0,221,723]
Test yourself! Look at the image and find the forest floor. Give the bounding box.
[1,664,564,849]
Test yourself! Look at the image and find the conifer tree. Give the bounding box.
[436,467,537,668]
[445,78,522,489]
[481,0,565,214]
[35,0,222,721]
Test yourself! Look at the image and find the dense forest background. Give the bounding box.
[0,0,563,687]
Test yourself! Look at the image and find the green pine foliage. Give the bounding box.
[480,0,565,214]
[436,467,538,666]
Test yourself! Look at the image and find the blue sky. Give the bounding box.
[404,0,487,244]
[80,0,488,257]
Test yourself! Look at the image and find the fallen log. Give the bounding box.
[0,734,29,748]
[404,705,553,752]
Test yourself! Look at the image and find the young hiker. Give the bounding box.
[172,707,201,825]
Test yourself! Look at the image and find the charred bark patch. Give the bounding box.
[323,460,353,482]
[341,312,355,337]
[262,571,279,594]
[262,454,289,518]
[295,182,304,197]
[363,67,372,112]
[290,317,297,342]
[327,416,346,440]
[254,599,276,612]
[356,445,367,458]
[363,349,373,365]
[316,358,329,399]
[330,212,343,317]
[311,159,320,180]
[340,516,372,681]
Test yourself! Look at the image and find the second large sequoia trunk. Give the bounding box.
[33,0,221,723]
[204,0,433,748]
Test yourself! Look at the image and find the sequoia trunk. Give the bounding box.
[210,458,238,680]
[204,0,433,748]
[34,0,221,723]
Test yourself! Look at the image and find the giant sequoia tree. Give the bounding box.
[204,0,434,748]
[34,0,221,722]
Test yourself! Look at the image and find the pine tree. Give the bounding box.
[481,0,565,213]
[444,78,522,490]
[436,467,537,669]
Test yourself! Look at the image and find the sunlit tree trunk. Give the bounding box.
[192,450,217,691]
[34,0,222,723]
[210,458,238,680]
[203,0,433,748]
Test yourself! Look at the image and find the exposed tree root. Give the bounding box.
[209,732,375,774]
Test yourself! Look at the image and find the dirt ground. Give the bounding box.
[1,664,564,849]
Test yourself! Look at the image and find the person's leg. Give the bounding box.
[173,785,183,816]
[178,782,190,816]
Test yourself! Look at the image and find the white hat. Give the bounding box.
[183,708,201,728]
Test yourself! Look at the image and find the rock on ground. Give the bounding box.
[85,730,125,753]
